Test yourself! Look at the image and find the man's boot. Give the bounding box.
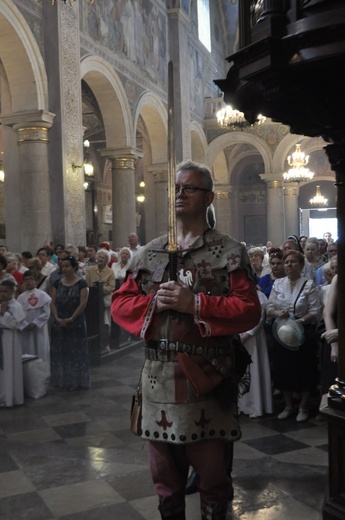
[185,468,198,495]
[201,501,228,520]
[158,499,186,520]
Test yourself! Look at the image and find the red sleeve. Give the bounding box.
[111,276,156,337]
[112,269,261,339]
[194,269,261,337]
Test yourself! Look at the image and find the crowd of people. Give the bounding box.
[0,233,142,407]
[245,232,338,423]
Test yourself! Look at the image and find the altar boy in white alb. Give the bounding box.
[18,270,52,363]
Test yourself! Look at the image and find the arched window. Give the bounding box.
[197,0,211,52]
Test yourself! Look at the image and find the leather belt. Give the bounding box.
[146,339,232,357]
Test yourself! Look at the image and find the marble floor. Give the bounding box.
[0,342,329,519]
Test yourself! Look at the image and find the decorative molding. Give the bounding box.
[113,157,136,170]
[17,127,49,143]
[267,179,283,189]
[284,186,299,197]
[215,191,229,199]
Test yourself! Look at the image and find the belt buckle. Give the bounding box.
[159,339,169,351]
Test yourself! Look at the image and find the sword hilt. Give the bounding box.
[169,250,178,282]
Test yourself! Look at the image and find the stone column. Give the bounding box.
[43,1,86,246]
[150,164,168,239]
[260,175,285,246]
[101,149,139,249]
[167,4,191,161]
[229,185,240,241]
[284,182,300,238]
[214,189,231,236]
[0,110,55,252]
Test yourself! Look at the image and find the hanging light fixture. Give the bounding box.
[0,162,4,183]
[310,185,328,206]
[283,143,314,182]
[216,104,266,130]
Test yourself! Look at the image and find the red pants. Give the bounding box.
[148,439,233,517]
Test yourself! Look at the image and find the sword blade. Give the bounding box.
[167,60,177,254]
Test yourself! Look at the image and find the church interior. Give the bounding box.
[1,1,345,519]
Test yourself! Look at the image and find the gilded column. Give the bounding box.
[284,182,300,238]
[101,150,139,249]
[261,175,285,246]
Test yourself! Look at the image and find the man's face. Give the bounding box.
[0,246,8,255]
[175,169,213,218]
[327,244,337,259]
[87,247,97,259]
[323,233,332,244]
[128,234,139,248]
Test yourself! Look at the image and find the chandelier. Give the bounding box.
[216,105,266,131]
[283,144,314,182]
[310,185,328,206]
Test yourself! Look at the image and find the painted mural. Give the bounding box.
[83,0,167,87]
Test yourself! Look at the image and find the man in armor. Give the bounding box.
[112,161,260,520]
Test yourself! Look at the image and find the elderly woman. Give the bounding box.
[304,237,325,280]
[248,247,271,283]
[257,250,285,299]
[266,250,321,422]
[112,247,132,289]
[85,248,116,334]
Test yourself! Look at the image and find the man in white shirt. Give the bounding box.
[36,247,58,277]
[128,232,142,257]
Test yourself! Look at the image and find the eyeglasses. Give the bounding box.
[175,184,210,195]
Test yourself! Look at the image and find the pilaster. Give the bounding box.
[284,182,300,238]
[260,174,285,246]
[167,7,191,161]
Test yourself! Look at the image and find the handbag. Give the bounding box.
[130,367,143,436]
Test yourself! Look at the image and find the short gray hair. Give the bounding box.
[96,248,111,263]
[176,160,214,191]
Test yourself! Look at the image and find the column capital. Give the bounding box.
[215,191,230,200]
[260,173,284,188]
[284,183,300,196]
[148,163,168,182]
[0,110,55,129]
[100,147,143,161]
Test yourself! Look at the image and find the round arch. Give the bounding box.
[80,55,133,148]
[0,0,48,112]
[134,91,167,164]
[207,131,272,175]
[190,121,207,163]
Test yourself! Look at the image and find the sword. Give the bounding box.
[167,60,178,281]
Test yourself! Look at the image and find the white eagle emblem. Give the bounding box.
[178,269,193,286]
